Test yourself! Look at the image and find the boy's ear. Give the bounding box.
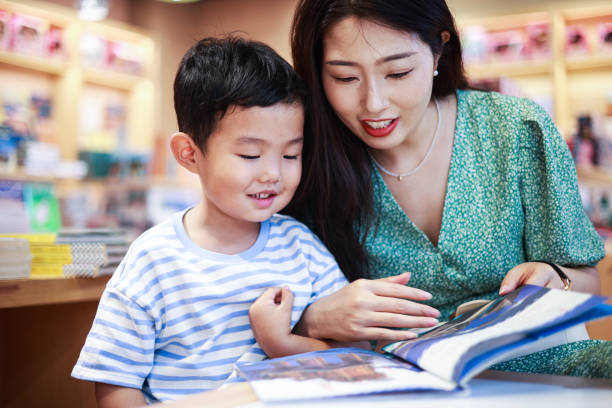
[170,132,201,174]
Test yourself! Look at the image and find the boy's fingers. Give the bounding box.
[280,287,294,304]
[256,287,282,304]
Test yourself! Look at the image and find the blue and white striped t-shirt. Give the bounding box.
[71,210,347,402]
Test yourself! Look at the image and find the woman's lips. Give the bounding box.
[360,118,398,137]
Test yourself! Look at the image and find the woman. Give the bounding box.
[286,0,610,376]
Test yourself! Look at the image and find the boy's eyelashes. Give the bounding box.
[239,154,259,160]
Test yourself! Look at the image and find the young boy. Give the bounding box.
[71,36,348,406]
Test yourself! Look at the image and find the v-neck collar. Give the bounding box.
[371,90,465,251]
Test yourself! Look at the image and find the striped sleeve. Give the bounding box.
[71,284,156,388]
[299,226,348,301]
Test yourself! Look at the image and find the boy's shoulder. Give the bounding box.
[129,212,181,252]
[268,213,329,248]
[106,210,186,288]
[268,213,314,235]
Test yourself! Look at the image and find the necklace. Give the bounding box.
[369,98,441,181]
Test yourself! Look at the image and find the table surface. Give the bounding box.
[150,371,612,408]
[0,275,110,309]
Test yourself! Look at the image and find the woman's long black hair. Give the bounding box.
[285,0,468,281]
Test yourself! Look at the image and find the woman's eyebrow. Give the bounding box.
[325,52,417,66]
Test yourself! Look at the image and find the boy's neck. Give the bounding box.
[182,204,261,255]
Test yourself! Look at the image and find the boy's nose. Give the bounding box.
[258,163,281,183]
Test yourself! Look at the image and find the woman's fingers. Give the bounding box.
[376,272,412,285]
[500,262,556,295]
[360,328,419,342]
[371,296,440,318]
[360,311,439,329]
[499,264,531,295]
[351,278,434,302]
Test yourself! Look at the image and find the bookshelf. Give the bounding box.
[460,5,612,138]
[0,0,155,163]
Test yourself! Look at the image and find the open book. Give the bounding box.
[236,285,612,401]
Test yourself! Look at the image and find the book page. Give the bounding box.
[237,348,457,402]
[384,285,608,384]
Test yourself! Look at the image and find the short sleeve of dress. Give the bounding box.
[518,100,604,266]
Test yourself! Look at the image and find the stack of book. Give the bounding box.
[30,241,108,278]
[0,237,32,280]
[0,229,129,278]
[56,228,129,277]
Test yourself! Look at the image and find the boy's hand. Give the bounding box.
[249,286,294,346]
[250,287,352,358]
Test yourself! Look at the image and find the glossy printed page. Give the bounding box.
[384,285,611,384]
[236,348,457,401]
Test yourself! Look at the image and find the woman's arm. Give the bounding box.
[293,272,440,342]
[499,262,601,295]
[95,383,146,408]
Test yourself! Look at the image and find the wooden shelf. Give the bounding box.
[82,66,147,91]
[0,169,69,183]
[0,275,110,309]
[466,60,552,80]
[576,166,612,186]
[566,54,612,72]
[562,6,612,22]
[0,170,200,193]
[460,11,550,32]
[0,50,67,75]
[466,54,612,80]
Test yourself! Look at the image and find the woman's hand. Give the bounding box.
[294,272,440,343]
[499,262,601,296]
[250,287,337,358]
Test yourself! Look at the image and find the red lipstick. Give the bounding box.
[360,118,398,137]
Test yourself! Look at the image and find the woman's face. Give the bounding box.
[321,17,437,150]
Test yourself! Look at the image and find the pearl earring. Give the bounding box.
[433,69,439,77]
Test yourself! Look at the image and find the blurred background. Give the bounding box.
[0,1,611,406]
[0,0,611,238]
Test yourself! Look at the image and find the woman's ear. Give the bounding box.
[170,132,201,174]
[440,31,450,45]
[434,31,451,70]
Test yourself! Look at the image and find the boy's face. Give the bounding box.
[196,103,304,226]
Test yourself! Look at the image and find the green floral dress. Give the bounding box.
[365,89,610,377]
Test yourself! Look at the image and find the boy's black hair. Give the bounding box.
[173,36,308,150]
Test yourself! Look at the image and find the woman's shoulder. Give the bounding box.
[458,89,549,123]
